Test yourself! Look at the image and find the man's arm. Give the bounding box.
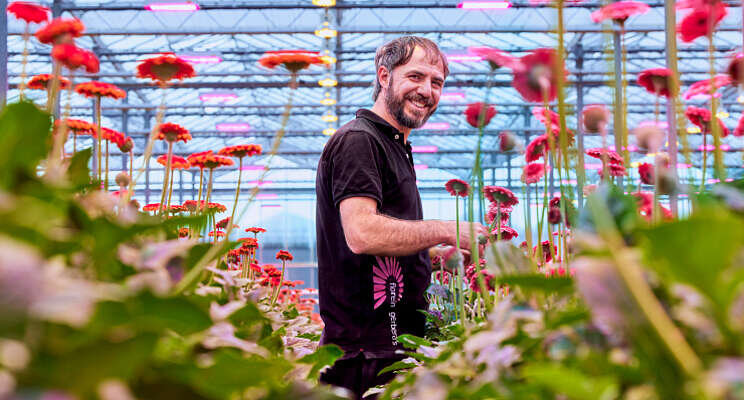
[340,196,488,256]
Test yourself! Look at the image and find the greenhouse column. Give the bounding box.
[0,0,8,107]
[664,0,679,216]
[612,29,624,190]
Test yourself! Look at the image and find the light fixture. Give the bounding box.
[445,54,483,62]
[246,180,273,186]
[687,126,701,134]
[321,110,338,123]
[241,165,266,171]
[312,0,336,6]
[256,193,279,200]
[420,122,450,130]
[319,76,338,87]
[411,145,438,153]
[199,92,237,102]
[216,122,251,132]
[145,2,199,11]
[320,50,337,65]
[261,204,282,208]
[320,92,336,106]
[677,163,692,169]
[457,1,511,9]
[698,144,731,151]
[414,164,428,170]
[323,127,336,136]
[440,92,466,102]
[315,21,337,38]
[178,53,221,64]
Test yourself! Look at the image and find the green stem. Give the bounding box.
[456,198,465,325]
[105,139,110,191]
[159,141,173,215]
[229,158,244,227]
[95,96,102,184]
[166,168,175,211]
[707,31,725,182]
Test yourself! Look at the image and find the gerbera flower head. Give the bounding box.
[637,68,674,98]
[581,104,610,133]
[483,186,519,206]
[51,44,99,73]
[205,202,227,214]
[239,237,259,249]
[186,151,213,169]
[531,107,575,144]
[525,134,550,162]
[258,50,323,72]
[216,217,237,230]
[178,227,190,238]
[598,164,628,179]
[485,204,512,225]
[101,127,124,144]
[245,227,266,235]
[156,122,191,143]
[522,162,548,184]
[677,1,727,43]
[548,207,562,225]
[7,2,49,24]
[632,121,665,152]
[586,148,624,165]
[498,131,517,152]
[513,48,568,103]
[182,200,205,212]
[464,102,497,128]
[169,205,186,213]
[200,154,234,169]
[683,75,732,100]
[208,230,226,238]
[27,74,70,90]
[468,47,524,71]
[638,162,654,185]
[156,154,190,170]
[55,118,95,136]
[734,113,744,137]
[445,179,470,197]
[136,54,195,83]
[727,53,744,87]
[142,203,161,212]
[591,1,650,24]
[276,250,293,261]
[685,105,729,136]
[217,144,262,158]
[74,81,126,100]
[533,240,557,263]
[35,17,84,44]
[491,226,519,241]
[116,136,134,153]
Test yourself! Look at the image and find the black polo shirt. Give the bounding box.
[315,109,432,359]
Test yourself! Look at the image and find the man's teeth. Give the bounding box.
[409,100,427,108]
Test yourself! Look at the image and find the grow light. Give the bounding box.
[457,1,511,9]
[216,123,251,132]
[145,2,199,11]
[411,145,438,153]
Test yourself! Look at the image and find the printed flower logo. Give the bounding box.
[372,256,404,310]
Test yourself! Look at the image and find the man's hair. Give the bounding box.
[372,36,449,101]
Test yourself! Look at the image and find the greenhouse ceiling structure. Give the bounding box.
[3,0,744,204]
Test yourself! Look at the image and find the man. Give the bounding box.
[315,36,488,399]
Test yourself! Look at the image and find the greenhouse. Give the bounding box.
[0,0,743,398]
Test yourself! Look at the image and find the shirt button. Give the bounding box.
[394,134,400,140]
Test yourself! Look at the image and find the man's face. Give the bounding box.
[383,46,445,130]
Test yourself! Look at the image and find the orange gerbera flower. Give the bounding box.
[51,44,99,73]
[208,230,226,238]
[276,250,294,261]
[35,17,84,44]
[216,217,237,230]
[142,203,162,212]
[27,74,70,90]
[178,227,190,238]
[195,154,234,169]
[75,81,126,99]
[101,127,124,143]
[156,122,191,143]
[205,202,227,213]
[136,55,195,83]
[217,144,262,158]
[245,227,266,235]
[258,50,323,72]
[55,118,96,136]
[156,154,190,169]
[7,2,49,24]
[116,136,133,153]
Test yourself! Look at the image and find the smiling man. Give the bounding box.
[315,36,488,399]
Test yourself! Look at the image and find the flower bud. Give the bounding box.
[115,172,130,187]
[498,131,518,152]
[633,122,665,153]
[581,105,609,133]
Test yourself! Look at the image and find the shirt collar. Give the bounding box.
[356,109,408,147]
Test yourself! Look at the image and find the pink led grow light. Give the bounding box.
[145,2,199,12]
[411,145,438,153]
[199,92,237,102]
[421,122,450,130]
[216,123,251,132]
[457,1,511,9]
[179,54,221,64]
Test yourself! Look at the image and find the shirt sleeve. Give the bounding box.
[331,130,383,208]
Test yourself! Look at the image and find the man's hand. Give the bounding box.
[449,221,488,252]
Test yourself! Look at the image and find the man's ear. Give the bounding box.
[377,66,390,90]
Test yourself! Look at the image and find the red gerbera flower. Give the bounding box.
[638,162,654,185]
[733,113,744,137]
[482,186,519,206]
[598,164,628,179]
[548,207,562,224]
[198,154,234,169]
[727,53,744,87]
[27,74,70,90]
[208,230,226,238]
[142,203,162,212]
[586,148,624,165]
[491,226,519,241]
[525,135,550,162]
[522,162,548,184]
[533,240,557,263]
[182,200,205,212]
[498,131,517,152]
[51,44,99,73]
[156,122,191,143]
[682,75,732,100]
[169,204,186,213]
[187,151,213,169]
[216,217,238,230]
[513,48,568,103]
[445,179,470,197]
[178,227,190,238]
[116,136,134,153]
[685,106,729,137]
[468,47,524,71]
[464,102,497,128]
[35,17,84,44]
[531,107,576,144]
[7,2,49,24]
[74,81,126,100]
[101,127,124,143]
[637,68,674,98]
[581,104,610,133]
[218,144,262,158]
[591,1,650,24]
[205,202,227,213]
[245,227,266,235]
[677,1,727,43]
[485,204,512,225]
[258,50,323,72]
[136,55,195,83]
[55,118,95,136]
[276,250,294,261]
[239,237,259,249]
[156,154,190,170]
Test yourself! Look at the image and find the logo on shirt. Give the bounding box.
[372,256,404,310]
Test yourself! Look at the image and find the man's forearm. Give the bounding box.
[347,212,449,256]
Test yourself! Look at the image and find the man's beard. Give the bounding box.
[384,78,437,129]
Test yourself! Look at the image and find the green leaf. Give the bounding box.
[228,301,268,328]
[545,307,590,330]
[67,148,93,189]
[297,332,321,341]
[0,101,52,190]
[282,306,300,319]
[298,344,343,380]
[377,359,417,375]
[498,274,574,295]
[396,334,432,350]
[522,362,619,400]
